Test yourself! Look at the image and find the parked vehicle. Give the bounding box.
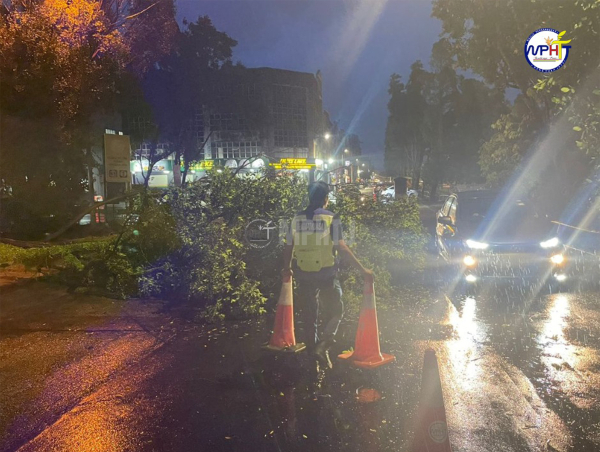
[381,185,395,199]
[328,183,366,205]
[436,190,568,287]
[380,186,418,201]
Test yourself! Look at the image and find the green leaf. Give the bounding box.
[573,126,582,132]
[560,87,571,93]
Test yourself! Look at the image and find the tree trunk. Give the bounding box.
[429,181,439,203]
[412,168,420,193]
[412,147,425,192]
[173,150,182,187]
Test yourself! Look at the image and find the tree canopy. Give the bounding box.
[384,57,505,198]
[0,0,177,231]
[432,0,600,186]
[137,16,240,185]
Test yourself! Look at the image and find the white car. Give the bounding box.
[407,189,419,198]
[381,186,395,199]
[381,186,418,200]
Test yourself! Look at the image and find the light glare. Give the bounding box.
[466,239,489,250]
[463,255,476,267]
[541,237,560,248]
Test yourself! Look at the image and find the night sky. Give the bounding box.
[176,0,441,169]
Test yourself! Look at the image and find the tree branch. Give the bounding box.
[125,1,161,21]
[44,192,142,242]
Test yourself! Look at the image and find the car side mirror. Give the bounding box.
[437,215,453,226]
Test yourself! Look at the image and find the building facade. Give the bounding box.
[197,67,325,162]
[127,67,325,186]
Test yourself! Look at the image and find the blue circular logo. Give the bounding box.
[524,28,572,73]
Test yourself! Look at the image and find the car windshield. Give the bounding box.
[460,196,554,241]
[461,195,542,221]
[458,196,496,223]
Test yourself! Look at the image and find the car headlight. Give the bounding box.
[466,239,489,250]
[540,237,560,248]
[463,255,476,266]
[550,253,565,265]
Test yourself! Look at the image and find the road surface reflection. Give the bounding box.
[445,297,488,391]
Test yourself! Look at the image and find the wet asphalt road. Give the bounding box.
[1,218,600,451]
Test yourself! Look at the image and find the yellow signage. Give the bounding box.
[187,160,214,171]
[270,158,315,170]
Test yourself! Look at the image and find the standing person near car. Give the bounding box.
[282,181,373,368]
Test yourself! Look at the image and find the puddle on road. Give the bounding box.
[444,296,488,389]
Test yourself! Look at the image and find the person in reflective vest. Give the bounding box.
[282,181,373,368]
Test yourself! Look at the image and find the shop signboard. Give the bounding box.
[152,160,172,172]
[185,160,215,171]
[148,174,169,188]
[270,158,315,170]
[104,134,131,182]
[130,159,173,173]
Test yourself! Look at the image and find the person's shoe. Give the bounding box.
[314,339,334,369]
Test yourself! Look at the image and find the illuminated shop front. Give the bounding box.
[130,157,269,187]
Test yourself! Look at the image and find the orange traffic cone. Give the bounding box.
[411,349,452,452]
[263,276,306,353]
[338,280,395,368]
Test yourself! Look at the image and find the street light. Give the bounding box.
[313,132,331,159]
[328,158,334,164]
[344,149,349,153]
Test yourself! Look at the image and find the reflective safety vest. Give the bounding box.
[292,212,336,272]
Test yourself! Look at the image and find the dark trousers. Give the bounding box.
[296,277,343,349]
